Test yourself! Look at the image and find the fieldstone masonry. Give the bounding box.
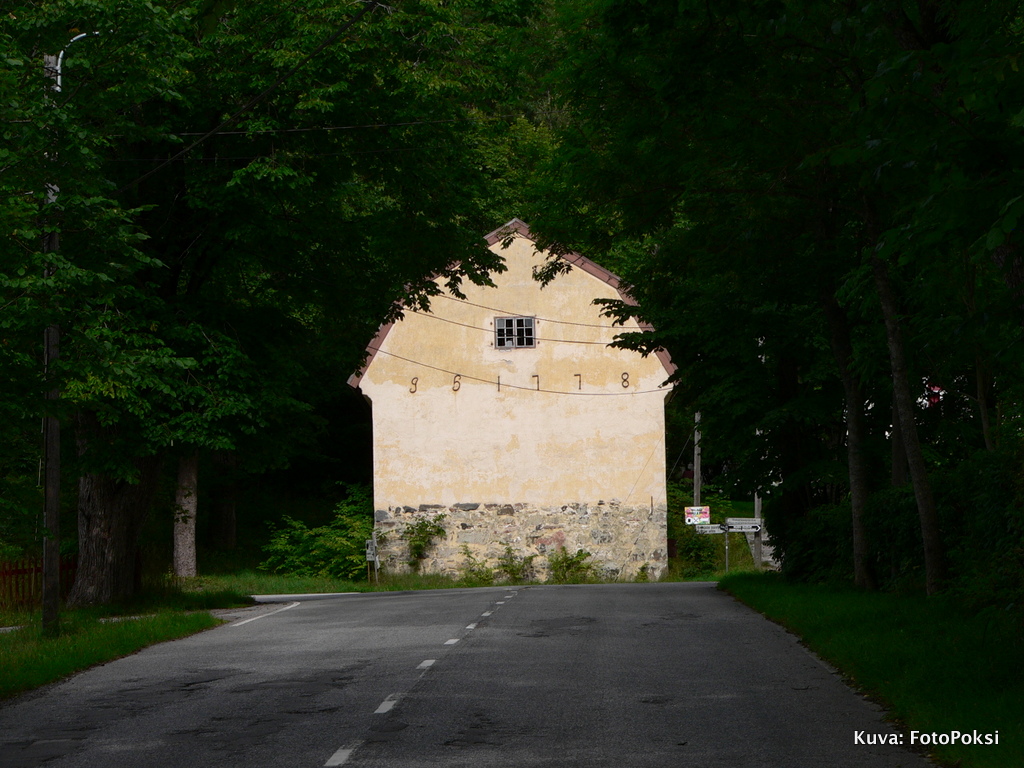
[375,500,668,580]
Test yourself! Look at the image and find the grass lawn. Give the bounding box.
[0,610,222,700]
[721,572,1023,768]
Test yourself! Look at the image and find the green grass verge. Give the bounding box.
[0,611,222,700]
[720,573,1023,768]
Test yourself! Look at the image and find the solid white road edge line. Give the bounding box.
[230,601,300,627]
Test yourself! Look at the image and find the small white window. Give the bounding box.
[495,316,535,349]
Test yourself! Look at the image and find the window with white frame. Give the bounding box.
[495,316,535,349]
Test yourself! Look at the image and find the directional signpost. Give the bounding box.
[691,518,765,571]
[726,518,764,569]
[727,523,762,533]
[365,539,380,583]
[694,524,725,535]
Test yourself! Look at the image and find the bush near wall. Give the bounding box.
[260,484,374,580]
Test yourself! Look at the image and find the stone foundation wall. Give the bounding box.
[374,500,668,580]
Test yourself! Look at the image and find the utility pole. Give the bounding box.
[41,51,61,637]
[41,32,96,636]
[693,412,702,506]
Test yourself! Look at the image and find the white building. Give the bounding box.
[348,219,675,578]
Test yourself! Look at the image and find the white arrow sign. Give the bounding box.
[727,524,762,533]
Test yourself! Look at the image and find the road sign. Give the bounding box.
[694,524,725,535]
[726,517,760,527]
[365,539,378,561]
[727,523,762,533]
[686,506,711,525]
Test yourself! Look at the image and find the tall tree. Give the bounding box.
[2,0,546,604]
[525,0,1024,592]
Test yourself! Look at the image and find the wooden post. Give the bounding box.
[753,493,763,569]
[693,412,702,506]
[41,51,61,637]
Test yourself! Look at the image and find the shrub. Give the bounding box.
[667,480,719,575]
[458,546,495,586]
[401,514,446,570]
[546,547,597,584]
[497,544,536,583]
[260,484,374,580]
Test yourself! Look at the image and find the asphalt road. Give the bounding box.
[0,582,933,767]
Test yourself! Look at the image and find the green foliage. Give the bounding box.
[496,544,536,584]
[400,514,447,570]
[260,484,374,580]
[458,546,495,586]
[525,0,1024,597]
[0,611,220,700]
[666,481,724,576]
[1,0,550,602]
[545,547,597,584]
[768,445,1024,606]
[723,574,1024,768]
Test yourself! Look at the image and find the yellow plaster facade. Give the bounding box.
[350,220,674,578]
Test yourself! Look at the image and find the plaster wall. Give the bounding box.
[356,229,673,578]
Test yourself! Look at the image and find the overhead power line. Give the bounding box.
[431,293,637,330]
[366,346,672,396]
[117,0,389,193]
[407,308,626,346]
[170,111,565,137]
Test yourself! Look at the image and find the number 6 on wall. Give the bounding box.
[452,374,462,391]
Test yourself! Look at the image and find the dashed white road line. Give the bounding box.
[374,694,401,714]
[327,593,526,766]
[230,601,300,627]
[324,742,361,766]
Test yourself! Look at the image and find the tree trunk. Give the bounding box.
[173,452,199,578]
[890,396,910,487]
[68,416,163,607]
[872,256,946,595]
[976,358,995,451]
[822,295,876,590]
[212,451,238,550]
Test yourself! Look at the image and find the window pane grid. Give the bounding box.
[495,317,535,348]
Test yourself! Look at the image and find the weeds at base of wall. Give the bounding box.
[457,545,538,586]
[545,547,599,584]
[459,546,496,586]
[401,514,447,570]
[497,545,537,584]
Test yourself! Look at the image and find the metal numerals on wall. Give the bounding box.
[407,372,633,393]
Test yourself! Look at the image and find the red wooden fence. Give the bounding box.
[0,556,77,607]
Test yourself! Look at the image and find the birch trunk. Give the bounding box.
[173,452,199,578]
